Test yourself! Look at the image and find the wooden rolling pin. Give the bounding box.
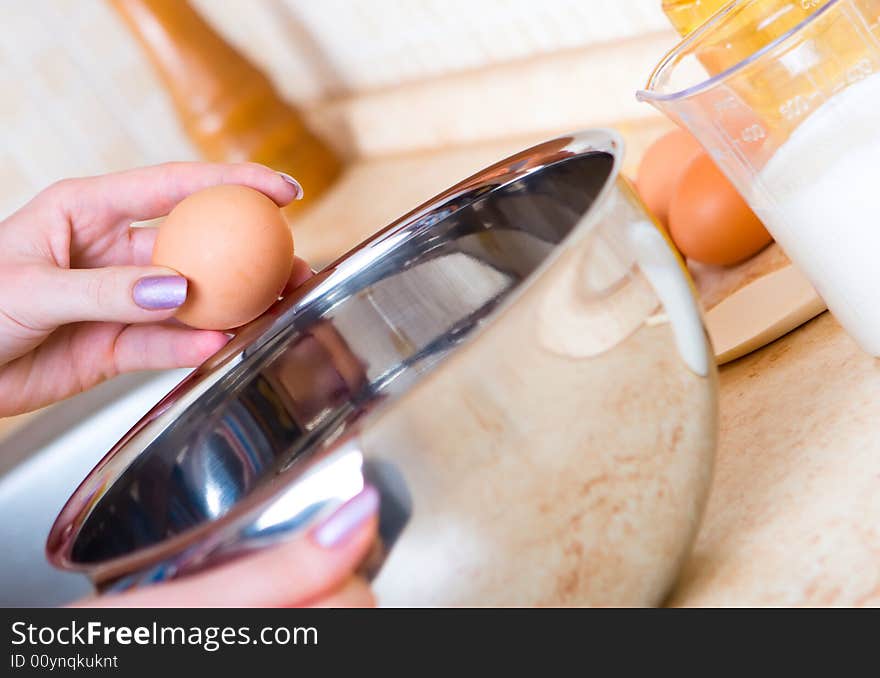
[111,0,342,213]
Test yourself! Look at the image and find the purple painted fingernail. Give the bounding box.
[313,485,379,548]
[277,172,304,200]
[133,275,187,310]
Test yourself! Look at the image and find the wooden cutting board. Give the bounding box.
[692,246,826,364]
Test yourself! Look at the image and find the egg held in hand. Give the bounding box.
[152,184,294,330]
[669,154,773,267]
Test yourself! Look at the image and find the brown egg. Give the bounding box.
[668,154,773,266]
[152,184,294,329]
[636,128,705,228]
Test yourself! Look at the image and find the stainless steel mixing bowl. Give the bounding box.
[48,130,718,606]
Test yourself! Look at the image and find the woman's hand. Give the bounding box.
[73,486,379,608]
[0,162,304,417]
[0,163,379,608]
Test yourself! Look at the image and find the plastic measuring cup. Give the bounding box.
[638,0,880,356]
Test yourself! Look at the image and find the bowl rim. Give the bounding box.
[46,128,627,580]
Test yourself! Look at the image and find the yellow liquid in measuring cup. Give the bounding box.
[663,0,731,36]
[692,1,825,74]
[663,0,826,38]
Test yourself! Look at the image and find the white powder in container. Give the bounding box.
[754,71,880,356]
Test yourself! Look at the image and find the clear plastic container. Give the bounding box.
[639,0,880,355]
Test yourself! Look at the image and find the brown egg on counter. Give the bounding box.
[152,184,294,330]
[636,128,705,229]
[668,154,773,267]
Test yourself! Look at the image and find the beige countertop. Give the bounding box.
[673,311,880,606]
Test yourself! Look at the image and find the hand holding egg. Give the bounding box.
[636,128,773,266]
[152,184,297,330]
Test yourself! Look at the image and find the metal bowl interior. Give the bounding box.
[48,132,627,575]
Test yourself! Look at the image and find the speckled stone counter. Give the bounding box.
[670,311,880,606]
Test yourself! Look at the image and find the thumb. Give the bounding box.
[25,265,188,329]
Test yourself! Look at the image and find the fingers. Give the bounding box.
[4,254,317,336]
[76,486,380,608]
[111,324,230,373]
[52,162,303,225]
[12,264,192,330]
[0,321,230,416]
[307,577,376,608]
[128,226,159,266]
[283,256,316,296]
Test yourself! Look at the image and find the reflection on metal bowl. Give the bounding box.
[48,129,718,606]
